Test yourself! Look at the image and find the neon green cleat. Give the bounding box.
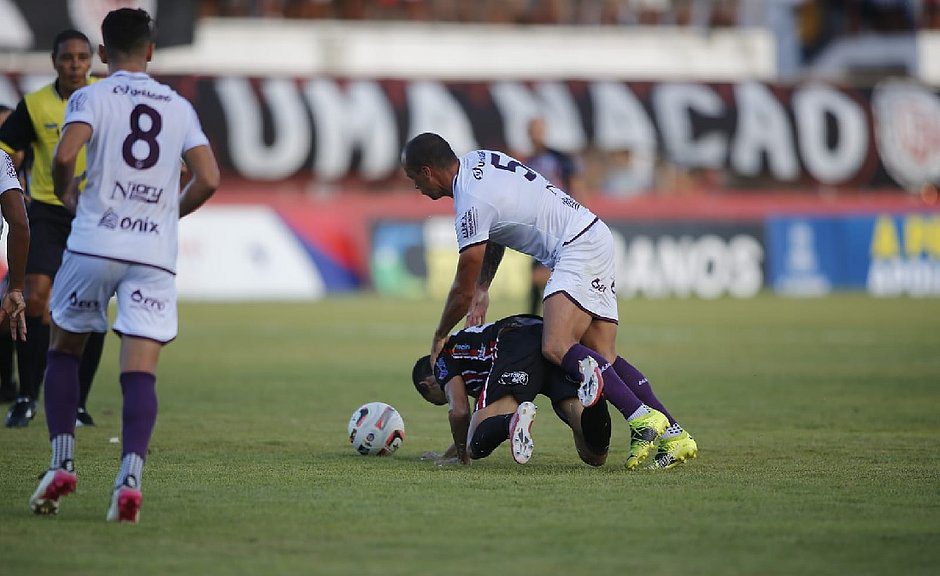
[625,408,669,470]
[648,431,698,470]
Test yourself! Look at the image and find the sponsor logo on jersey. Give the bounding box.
[130,289,166,312]
[4,156,17,181]
[472,151,486,180]
[67,290,99,311]
[591,278,609,293]
[98,208,119,229]
[112,85,172,102]
[459,207,478,239]
[434,356,449,382]
[499,371,529,386]
[112,180,163,203]
[562,196,581,210]
[98,209,160,235]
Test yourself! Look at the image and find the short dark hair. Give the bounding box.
[402,133,458,171]
[101,8,154,57]
[411,355,433,395]
[51,29,91,59]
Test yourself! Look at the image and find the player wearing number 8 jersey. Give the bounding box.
[29,8,220,522]
[403,133,696,471]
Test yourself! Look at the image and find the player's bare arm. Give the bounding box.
[179,144,220,217]
[0,186,28,340]
[52,122,92,213]
[466,242,504,327]
[431,242,486,363]
[444,375,472,465]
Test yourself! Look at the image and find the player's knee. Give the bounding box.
[541,340,568,366]
[579,450,608,467]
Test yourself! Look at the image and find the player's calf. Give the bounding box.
[468,413,513,459]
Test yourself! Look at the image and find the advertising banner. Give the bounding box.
[609,221,766,299]
[766,214,940,296]
[372,217,532,300]
[177,206,326,300]
[372,217,767,300]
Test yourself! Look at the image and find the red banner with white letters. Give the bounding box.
[2,74,939,192]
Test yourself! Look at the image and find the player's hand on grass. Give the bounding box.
[435,456,469,467]
[0,289,26,341]
[465,288,489,327]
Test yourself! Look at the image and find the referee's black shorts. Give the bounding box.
[25,200,73,277]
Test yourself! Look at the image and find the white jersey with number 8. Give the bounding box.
[63,70,208,273]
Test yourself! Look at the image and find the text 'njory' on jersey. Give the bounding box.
[62,71,209,274]
[0,150,21,236]
[452,150,597,268]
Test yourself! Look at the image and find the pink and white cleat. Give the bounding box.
[29,464,77,515]
[106,478,142,523]
[508,401,537,464]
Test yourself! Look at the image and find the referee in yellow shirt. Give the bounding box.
[1,30,105,428]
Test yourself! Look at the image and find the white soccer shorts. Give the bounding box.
[544,220,619,323]
[51,251,178,343]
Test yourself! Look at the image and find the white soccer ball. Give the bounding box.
[347,402,405,456]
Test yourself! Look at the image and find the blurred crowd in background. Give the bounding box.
[199,0,935,32]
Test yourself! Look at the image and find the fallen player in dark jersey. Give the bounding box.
[412,314,610,466]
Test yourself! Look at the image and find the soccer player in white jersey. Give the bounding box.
[0,150,29,341]
[28,8,220,522]
[402,133,697,471]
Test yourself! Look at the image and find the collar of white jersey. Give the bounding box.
[111,70,150,80]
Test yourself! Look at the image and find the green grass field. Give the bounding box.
[1,294,938,575]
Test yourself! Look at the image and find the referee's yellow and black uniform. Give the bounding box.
[0,77,98,411]
[0,79,96,275]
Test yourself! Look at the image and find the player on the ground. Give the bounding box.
[0,150,29,343]
[402,133,696,470]
[411,314,611,467]
[0,30,106,428]
[28,8,220,522]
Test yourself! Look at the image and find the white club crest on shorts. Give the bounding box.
[499,371,529,386]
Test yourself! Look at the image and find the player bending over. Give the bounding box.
[403,133,697,470]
